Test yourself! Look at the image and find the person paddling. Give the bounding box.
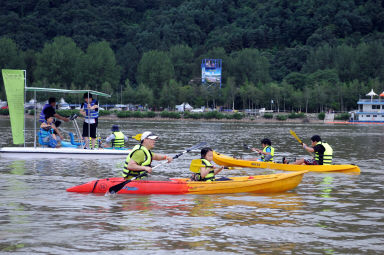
[190,147,224,182]
[284,135,333,165]
[248,138,275,162]
[122,131,172,180]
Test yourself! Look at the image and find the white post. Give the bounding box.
[23,70,26,148]
[34,90,36,148]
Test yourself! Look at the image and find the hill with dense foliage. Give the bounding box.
[1,0,384,112]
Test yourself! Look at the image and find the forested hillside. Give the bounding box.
[1,0,384,112]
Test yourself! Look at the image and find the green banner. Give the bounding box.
[2,69,25,144]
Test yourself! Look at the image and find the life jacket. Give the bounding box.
[39,121,54,138]
[83,100,99,119]
[194,159,215,182]
[315,141,333,165]
[112,131,125,148]
[122,144,152,179]
[90,136,102,149]
[39,122,57,148]
[261,146,274,162]
[39,103,51,122]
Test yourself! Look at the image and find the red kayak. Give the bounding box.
[67,177,188,195]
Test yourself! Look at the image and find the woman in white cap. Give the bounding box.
[122,131,173,180]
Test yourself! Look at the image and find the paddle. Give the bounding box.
[132,133,142,141]
[108,142,207,194]
[244,144,261,155]
[289,130,303,145]
[289,129,312,156]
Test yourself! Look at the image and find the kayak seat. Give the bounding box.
[37,131,50,148]
[69,132,82,146]
[37,131,58,148]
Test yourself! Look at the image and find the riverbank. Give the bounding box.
[3,113,325,123]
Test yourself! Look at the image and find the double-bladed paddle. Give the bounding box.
[108,142,208,194]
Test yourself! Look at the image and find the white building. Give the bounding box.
[350,89,384,123]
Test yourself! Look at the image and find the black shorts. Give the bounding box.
[82,122,97,138]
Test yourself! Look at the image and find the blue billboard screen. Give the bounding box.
[201,59,222,87]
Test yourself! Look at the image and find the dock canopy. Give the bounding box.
[25,87,111,97]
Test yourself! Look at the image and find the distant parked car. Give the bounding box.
[58,103,71,110]
[191,108,203,113]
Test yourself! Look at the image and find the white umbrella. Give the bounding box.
[366,89,377,102]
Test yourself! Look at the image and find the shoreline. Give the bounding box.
[0,114,326,124]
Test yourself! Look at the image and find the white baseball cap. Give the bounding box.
[141,131,158,141]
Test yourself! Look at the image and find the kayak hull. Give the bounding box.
[213,151,360,174]
[66,171,306,195]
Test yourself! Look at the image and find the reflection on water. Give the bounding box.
[319,176,334,198]
[0,119,383,254]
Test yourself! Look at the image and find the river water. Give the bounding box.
[0,118,383,254]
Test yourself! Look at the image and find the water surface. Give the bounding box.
[0,118,383,254]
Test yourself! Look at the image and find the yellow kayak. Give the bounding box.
[213,151,360,174]
[174,170,307,194]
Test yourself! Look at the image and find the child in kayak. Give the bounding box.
[190,147,224,182]
[247,138,274,162]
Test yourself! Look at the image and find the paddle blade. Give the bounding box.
[108,171,148,194]
[108,180,129,194]
[190,159,204,173]
[289,129,303,144]
[132,134,142,141]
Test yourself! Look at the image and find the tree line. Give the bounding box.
[1,0,384,112]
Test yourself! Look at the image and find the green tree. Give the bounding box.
[34,36,83,89]
[116,42,139,84]
[230,48,271,85]
[159,79,179,109]
[122,79,136,105]
[0,37,22,69]
[222,76,237,110]
[137,50,175,97]
[135,83,154,107]
[81,40,121,92]
[0,37,23,99]
[169,44,194,84]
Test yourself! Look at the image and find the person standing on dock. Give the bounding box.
[80,93,99,149]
